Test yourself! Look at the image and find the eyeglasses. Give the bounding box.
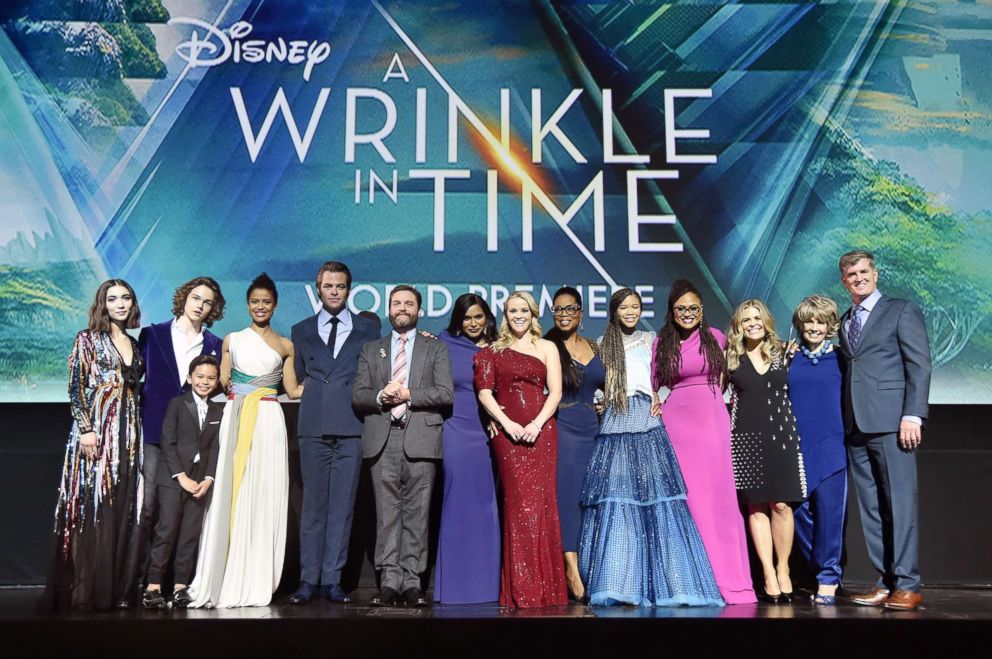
[674,305,701,315]
[552,304,581,316]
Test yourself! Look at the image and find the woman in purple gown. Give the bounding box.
[652,280,756,604]
[434,294,500,603]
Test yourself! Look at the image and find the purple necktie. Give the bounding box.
[848,305,864,351]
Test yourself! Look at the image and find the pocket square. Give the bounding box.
[209,421,220,425]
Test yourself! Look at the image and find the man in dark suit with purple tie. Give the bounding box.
[136,277,225,590]
[288,261,381,604]
[837,251,931,611]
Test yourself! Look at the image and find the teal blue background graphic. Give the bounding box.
[1,0,990,402]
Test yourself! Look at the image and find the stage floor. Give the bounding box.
[3,586,991,657]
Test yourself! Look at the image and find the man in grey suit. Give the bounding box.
[353,285,453,608]
[837,250,931,611]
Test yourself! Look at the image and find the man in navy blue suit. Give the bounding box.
[289,261,381,604]
[136,277,225,589]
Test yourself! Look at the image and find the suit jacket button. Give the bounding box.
[324,379,329,383]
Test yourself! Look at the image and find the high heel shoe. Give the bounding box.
[779,591,794,603]
[757,590,782,604]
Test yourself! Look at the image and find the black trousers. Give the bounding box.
[147,484,208,585]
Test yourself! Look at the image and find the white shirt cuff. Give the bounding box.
[901,415,922,426]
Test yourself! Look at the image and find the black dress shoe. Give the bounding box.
[288,582,318,605]
[141,588,168,610]
[172,588,194,609]
[369,587,402,607]
[403,587,429,608]
[319,584,352,603]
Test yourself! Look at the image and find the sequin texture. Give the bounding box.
[474,347,567,608]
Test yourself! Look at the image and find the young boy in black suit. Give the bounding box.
[143,355,223,609]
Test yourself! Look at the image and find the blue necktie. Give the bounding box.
[848,305,864,351]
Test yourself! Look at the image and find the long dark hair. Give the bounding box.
[601,288,640,413]
[543,286,586,396]
[445,293,497,345]
[653,279,725,389]
[88,279,141,333]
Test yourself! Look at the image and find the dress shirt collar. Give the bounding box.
[318,306,352,330]
[391,328,416,348]
[171,317,205,344]
[854,288,883,313]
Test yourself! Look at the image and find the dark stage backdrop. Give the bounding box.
[2,402,990,589]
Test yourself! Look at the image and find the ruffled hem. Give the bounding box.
[589,591,725,608]
[581,426,687,506]
[579,499,724,608]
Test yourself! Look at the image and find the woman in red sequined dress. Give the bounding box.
[475,291,566,608]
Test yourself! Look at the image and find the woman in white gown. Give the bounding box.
[189,274,303,608]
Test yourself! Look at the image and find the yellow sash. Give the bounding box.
[229,386,277,534]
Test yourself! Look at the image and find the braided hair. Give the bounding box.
[600,288,640,413]
[653,279,725,390]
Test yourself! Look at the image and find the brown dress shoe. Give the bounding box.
[848,587,890,607]
[883,590,923,611]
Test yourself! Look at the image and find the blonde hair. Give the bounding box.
[726,299,781,372]
[792,295,840,342]
[492,291,542,351]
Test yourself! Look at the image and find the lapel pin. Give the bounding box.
[379,348,387,359]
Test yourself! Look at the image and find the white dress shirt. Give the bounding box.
[171,318,204,383]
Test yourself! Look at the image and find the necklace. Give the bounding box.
[801,340,831,365]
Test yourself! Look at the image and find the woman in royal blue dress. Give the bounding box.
[434,294,501,603]
[788,295,848,605]
[544,287,605,601]
[579,288,723,607]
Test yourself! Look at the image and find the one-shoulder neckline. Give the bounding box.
[240,327,284,361]
[505,347,547,367]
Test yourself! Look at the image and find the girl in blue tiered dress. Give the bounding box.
[578,288,724,607]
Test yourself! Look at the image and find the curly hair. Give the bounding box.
[492,291,542,352]
[726,299,781,372]
[600,288,640,413]
[653,279,725,390]
[171,276,225,327]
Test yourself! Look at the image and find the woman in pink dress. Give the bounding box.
[652,280,756,604]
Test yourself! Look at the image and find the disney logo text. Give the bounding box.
[168,17,331,81]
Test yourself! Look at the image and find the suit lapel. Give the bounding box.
[839,308,854,358]
[854,294,888,355]
[408,336,428,388]
[378,337,393,385]
[199,402,222,439]
[154,321,182,389]
[184,394,200,432]
[334,312,365,364]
